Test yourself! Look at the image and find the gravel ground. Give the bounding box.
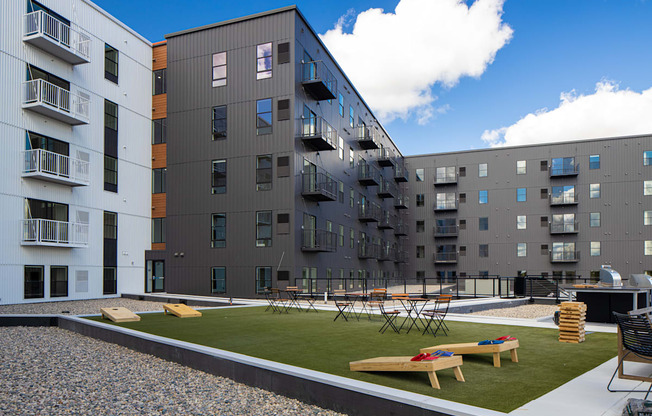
[468,304,558,319]
[0,298,171,315]
[0,326,346,416]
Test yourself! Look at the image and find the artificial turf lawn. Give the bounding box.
[88,306,616,412]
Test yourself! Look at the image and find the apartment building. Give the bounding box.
[405,135,652,280]
[145,6,410,297]
[0,0,152,304]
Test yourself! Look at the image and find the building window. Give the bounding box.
[152,218,166,243]
[416,194,425,207]
[24,266,44,299]
[550,157,576,175]
[416,220,425,233]
[350,228,355,248]
[479,190,488,204]
[646,241,652,255]
[479,217,488,231]
[211,160,226,194]
[339,225,344,246]
[349,106,354,128]
[211,213,226,248]
[416,246,425,258]
[589,155,600,169]
[153,69,167,94]
[212,52,226,87]
[415,168,425,182]
[256,155,272,191]
[336,136,344,160]
[104,44,118,83]
[551,214,576,233]
[50,266,68,298]
[212,106,227,140]
[459,219,466,230]
[517,215,526,230]
[152,118,166,144]
[479,244,489,257]
[103,267,117,295]
[551,185,575,204]
[256,42,272,80]
[104,156,118,192]
[104,212,117,240]
[517,188,527,202]
[645,180,652,196]
[152,168,166,194]
[338,181,344,203]
[105,99,118,132]
[551,242,576,261]
[479,163,487,177]
[590,242,601,257]
[516,160,526,174]
[459,193,466,203]
[517,243,527,257]
[338,93,344,117]
[590,183,600,198]
[349,188,355,208]
[590,212,601,227]
[645,211,652,226]
[644,151,652,166]
[211,267,226,293]
[436,193,456,209]
[255,266,272,293]
[349,148,355,168]
[256,211,272,247]
[256,99,272,135]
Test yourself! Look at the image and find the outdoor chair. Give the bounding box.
[366,288,387,319]
[266,288,290,314]
[378,303,401,334]
[333,289,352,321]
[421,295,452,337]
[607,312,652,399]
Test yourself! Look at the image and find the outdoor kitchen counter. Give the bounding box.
[563,286,652,323]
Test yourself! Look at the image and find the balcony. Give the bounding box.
[23,79,90,125]
[302,172,337,202]
[549,193,579,206]
[549,164,579,177]
[434,172,458,186]
[355,125,380,150]
[301,229,337,252]
[23,10,91,65]
[434,225,458,238]
[394,163,409,182]
[550,251,580,263]
[379,245,396,262]
[358,163,380,186]
[21,218,88,248]
[395,250,409,263]
[358,202,381,223]
[296,117,337,151]
[434,252,458,263]
[22,149,89,186]
[394,193,409,209]
[378,211,395,230]
[358,242,380,259]
[301,60,336,101]
[394,222,409,236]
[549,222,579,234]
[434,200,458,211]
[377,148,396,167]
[377,178,396,199]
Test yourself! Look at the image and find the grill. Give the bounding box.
[599,266,622,287]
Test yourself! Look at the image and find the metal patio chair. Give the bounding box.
[607,312,652,399]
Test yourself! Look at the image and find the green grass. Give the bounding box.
[87,307,616,412]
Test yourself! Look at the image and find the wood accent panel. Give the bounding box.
[152,193,166,218]
[152,43,167,71]
[152,144,167,169]
[152,243,166,251]
[152,94,167,119]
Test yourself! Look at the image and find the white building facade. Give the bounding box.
[0,0,152,304]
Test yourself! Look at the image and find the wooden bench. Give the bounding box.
[349,355,465,389]
[421,340,519,368]
[163,303,202,318]
[100,307,140,322]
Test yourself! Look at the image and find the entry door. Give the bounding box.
[303,159,317,192]
[146,260,165,293]
[303,213,316,248]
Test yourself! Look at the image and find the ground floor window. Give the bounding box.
[211,267,226,294]
[103,267,117,295]
[255,266,271,294]
[50,266,68,297]
[24,266,44,299]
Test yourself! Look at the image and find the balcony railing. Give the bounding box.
[377,148,395,167]
[549,164,579,177]
[434,224,458,237]
[358,163,380,186]
[434,252,458,263]
[358,242,380,259]
[395,250,409,263]
[23,79,90,125]
[23,10,91,65]
[394,222,409,236]
[550,250,580,262]
[434,200,458,211]
[22,149,89,186]
[301,60,336,100]
[435,172,458,185]
[394,163,409,182]
[394,193,409,209]
[377,178,396,199]
[549,222,579,234]
[378,211,395,229]
[356,125,380,150]
[358,202,382,222]
[296,117,337,151]
[549,193,579,205]
[379,245,396,262]
[21,218,88,247]
[302,172,337,202]
[301,229,337,252]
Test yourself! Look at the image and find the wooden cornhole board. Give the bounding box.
[349,355,465,389]
[421,340,519,368]
[100,307,141,323]
[163,303,202,318]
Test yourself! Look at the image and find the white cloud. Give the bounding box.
[482,81,652,147]
[320,0,513,123]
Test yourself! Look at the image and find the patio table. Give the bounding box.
[395,297,430,334]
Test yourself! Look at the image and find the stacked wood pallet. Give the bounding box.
[558,301,586,343]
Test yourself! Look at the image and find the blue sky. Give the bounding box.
[93,0,652,155]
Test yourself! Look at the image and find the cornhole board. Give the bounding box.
[349,355,464,389]
[100,307,141,323]
[163,303,202,318]
[421,340,519,368]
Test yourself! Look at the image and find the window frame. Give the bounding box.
[479,190,488,204]
[212,105,227,140]
[104,155,118,192]
[212,52,226,87]
[211,267,226,294]
[152,118,166,144]
[211,213,226,248]
[590,241,601,257]
[256,98,273,135]
[256,154,273,191]
[590,212,601,228]
[104,43,118,83]
[24,265,44,299]
[517,215,527,230]
[517,243,527,257]
[153,69,167,94]
[50,265,68,298]
[152,168,167,194]
[517,188,527,202]
[211,159,227,194]
[256,211,272,247]
[516,160,526,175]
[589,154,600,169]
[152,218,166,243]
[415,168,425,182]
[338,93,344,117]
[589,183,601,199]
[255,266,272,293]
[479,163,488,177]
[256,42,272,80]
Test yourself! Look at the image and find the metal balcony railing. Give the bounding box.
[434,172,458,185]
[358,163,381,186]
[549,164,579,176]
[394,193,409,209]
[394,222,409,236]
[377,178,396,198]
[21,218,88,247]
[302,172,337,201]
[549,192,579,205]
[434,252,458,263]
[434,200,458,211]
[355,125,380,150]
[301,60,336,100]
[22,149,90,186]
[296,117,337,151]
[550,250,580,262]
[378,211,395,229]
[358,202,382,222]
[358,242,380,259]
[434,224,459,237]
[377,148,395,167]
[549,222,579,234]
[23,79,90,125]
[23,10,91,64]
[301,229,337,252]
[379,245,396,262]
[394,163,409,182]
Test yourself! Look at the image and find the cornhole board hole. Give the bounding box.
[163,303,202,318]
[421,340,519,368]
[349,355,465,389]
[100,307,141,323]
